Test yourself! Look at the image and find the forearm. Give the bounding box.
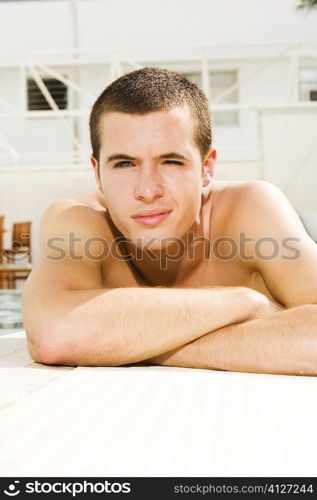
[25,284,268,366]
[146,304,317,376]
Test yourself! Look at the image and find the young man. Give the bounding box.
[22,67,317,375]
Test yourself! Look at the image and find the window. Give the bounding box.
[27,77,68,111]
[299,69,317,102]
[181,70,239,126]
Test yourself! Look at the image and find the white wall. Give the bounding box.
[1,0,316,52]
[0,1,72,53]
[261,112,317,212]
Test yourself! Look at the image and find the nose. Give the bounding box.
[134,168,164,203]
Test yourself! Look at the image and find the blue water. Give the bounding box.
[0,291,23,336]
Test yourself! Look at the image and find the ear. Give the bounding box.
[202,147,217,187]
[90,155,104,193]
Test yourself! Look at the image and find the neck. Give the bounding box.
[124,212,207,288]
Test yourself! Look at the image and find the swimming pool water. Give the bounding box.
[0,291,23,336]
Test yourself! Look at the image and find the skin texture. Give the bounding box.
[22,105,317,375]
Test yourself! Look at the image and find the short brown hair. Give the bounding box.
[89,66,212,163]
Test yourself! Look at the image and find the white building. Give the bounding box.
[0,0,317,260]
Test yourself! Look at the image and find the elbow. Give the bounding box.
[25,323,76,366]
[24,309,139,367]
[27,335,70,366]
[25,323,124,367]
[31,344,64,366]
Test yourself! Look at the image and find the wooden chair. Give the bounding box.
[1,221,32,289]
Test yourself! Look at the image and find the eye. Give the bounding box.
[113,161,134,168]
[164,160,183,166]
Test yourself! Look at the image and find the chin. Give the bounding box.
[131,229,186,253]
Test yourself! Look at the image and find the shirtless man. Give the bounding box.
[22,67,317,376]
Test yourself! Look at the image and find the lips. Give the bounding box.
[132,208,172,217]
[131,209,172,226]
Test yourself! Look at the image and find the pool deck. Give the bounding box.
[1,329,317,477]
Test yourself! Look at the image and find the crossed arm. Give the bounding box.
[145,303,317,375]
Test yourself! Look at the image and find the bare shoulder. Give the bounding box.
[43,190,106,217]
[210,179,277,199]
[224,179,302,229]
[211,179,288,217]
[41,192,110,239]
[208,179,266,226]
[38,192,114,265]
[210,179,305,239]
[24,192,111,298]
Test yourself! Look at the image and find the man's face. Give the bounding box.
[93,105,213,250]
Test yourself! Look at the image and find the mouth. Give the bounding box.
[131,211,172,227]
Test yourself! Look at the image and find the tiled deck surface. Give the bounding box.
[1,325,317,477]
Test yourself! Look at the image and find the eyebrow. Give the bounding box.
[106,152,189,163]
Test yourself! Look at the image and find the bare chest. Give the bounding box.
[102,251,274,299]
